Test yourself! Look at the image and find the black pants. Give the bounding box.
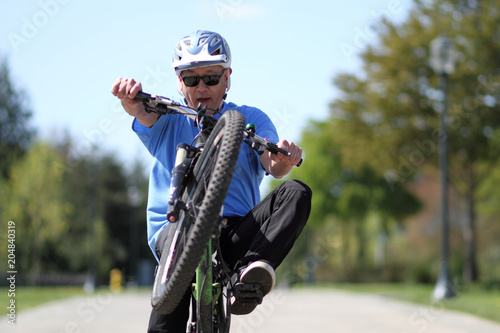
[148,180,312,332]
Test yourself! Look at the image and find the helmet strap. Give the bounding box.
[226,73,231,93]
[176,79,185,98]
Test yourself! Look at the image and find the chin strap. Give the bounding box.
[218,99,225,112]
[226,74,231,93]
[176,79,185,98]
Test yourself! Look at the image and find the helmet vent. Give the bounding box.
[211,46,222,56]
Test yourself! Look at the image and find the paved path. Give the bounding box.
[1,289,499,333]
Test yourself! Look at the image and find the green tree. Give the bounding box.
[0,56,35,178]
[125,158,151,281]
[476,142,500,281]
[0,143,70,284]
[96,154,151,281]
[273,120,421,283]
[288,121,342,227]
[329,0,500,282]
[52,133,152,283]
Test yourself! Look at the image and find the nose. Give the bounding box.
[195,79,209,91]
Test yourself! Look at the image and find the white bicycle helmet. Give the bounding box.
[172,30,232,76]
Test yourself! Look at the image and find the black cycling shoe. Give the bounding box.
[230,261,275,315]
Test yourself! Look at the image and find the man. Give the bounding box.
[111,30,311,332]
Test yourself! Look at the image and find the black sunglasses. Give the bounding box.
[181,69,227,87]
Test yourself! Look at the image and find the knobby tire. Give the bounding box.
[151,110,245,315]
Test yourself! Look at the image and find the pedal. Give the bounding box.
[232,283,264,304]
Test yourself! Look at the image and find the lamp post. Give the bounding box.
[429,35,457,301]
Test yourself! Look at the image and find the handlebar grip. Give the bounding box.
[133,91,152,101]
[276,147,291,157]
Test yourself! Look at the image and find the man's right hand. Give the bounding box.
[111,77,159,127]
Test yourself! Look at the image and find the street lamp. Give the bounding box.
[429,35,457,301]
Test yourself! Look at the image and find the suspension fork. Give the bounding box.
[166,143,200,222]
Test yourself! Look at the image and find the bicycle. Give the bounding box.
[134,91,300,333]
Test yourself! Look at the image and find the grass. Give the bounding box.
[1,286,87,314]
[329,283,500,324]
[1,285,152,315]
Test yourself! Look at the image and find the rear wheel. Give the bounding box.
[151,110,245,315]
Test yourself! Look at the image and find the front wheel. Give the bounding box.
[151,110,245,315]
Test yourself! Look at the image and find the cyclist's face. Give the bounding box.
[179,65,231,115]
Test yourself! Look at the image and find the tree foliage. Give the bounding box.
[329,0,500,282]
[273,118,421,283]
[52,138,151,282]
[0,135,152,285]
[0,56,35,178]
[332,0,500,175]
[280,119,421,227]
[0,54,152,285]
[274,0,500,284]
[0,143,70,283]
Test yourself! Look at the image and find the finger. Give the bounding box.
[269,150,280,163]
[291,145,302,165]
[111,77,123,96]
[125,78,137,96]
[119,78,138,100]
[292,149,302,166]
[284,142,301,166]
[127,81,142,99]
[277,140,291,155]
[116,78,130,99]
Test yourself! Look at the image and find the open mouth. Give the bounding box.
[197,97,211,104]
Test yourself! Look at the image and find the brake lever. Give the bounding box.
[133,91,181,115]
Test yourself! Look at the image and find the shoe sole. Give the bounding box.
[231,262,275,315]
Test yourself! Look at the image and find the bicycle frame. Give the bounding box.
[190,239,226,333]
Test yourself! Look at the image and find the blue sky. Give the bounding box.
[0,0,414,191]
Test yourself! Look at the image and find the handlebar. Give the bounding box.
[243,125,303,167]
[134,91,198,119]
[133,91,302,167]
